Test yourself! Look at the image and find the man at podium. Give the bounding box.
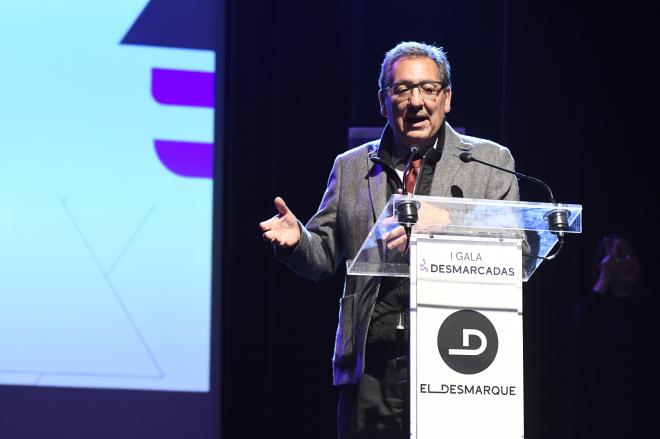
[260,41,519,439]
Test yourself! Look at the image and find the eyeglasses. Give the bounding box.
[382,81,446,102]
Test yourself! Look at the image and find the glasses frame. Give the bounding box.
[381,80,446,102]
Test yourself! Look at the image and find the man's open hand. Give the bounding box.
[259,197,301,249]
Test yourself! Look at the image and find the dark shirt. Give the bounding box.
[366,125,446,346]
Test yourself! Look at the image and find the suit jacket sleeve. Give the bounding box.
[486,146,519,201]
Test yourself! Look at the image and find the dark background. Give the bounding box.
[223,1,658,439]
[1,1,658,438]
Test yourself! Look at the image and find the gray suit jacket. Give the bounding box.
[282,122,519,385]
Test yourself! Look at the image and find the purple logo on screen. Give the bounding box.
[419,258,429,272]
[121,0,216,179]
[152,68,214,179]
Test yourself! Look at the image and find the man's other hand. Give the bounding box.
[259,197,301,249]
[417,202,450,229]
[381,216,408,253]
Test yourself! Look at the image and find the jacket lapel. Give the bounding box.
[367,122,468,217]
[367,142,388,222]
[430,122,473,196]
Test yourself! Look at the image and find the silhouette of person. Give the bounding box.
[570,234,658,438]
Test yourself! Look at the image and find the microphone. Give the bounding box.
[458,151,569,259]
[459,152,556,203]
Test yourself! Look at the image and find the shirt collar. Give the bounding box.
[377,122,445,170]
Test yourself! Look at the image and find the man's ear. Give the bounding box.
[444,88,452,114]
[378,90,387,117]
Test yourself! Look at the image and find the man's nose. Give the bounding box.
[408,87,424,107]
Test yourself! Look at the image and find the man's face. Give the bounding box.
[379,56,452,148]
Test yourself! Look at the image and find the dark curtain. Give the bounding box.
[221,1,659,438]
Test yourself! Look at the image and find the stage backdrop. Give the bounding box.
[1,0,216,393]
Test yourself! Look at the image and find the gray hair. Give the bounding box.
[378,41,451,90]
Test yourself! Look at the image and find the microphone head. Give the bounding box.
[409,145,419,156]
[459,152,473,163]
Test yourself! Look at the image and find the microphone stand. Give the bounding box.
[459,152,570,260]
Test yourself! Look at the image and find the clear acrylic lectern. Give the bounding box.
[347,194,582,438]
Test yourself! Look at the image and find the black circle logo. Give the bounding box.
[437,310,498,374]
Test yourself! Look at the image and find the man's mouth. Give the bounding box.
[404,116,427,126]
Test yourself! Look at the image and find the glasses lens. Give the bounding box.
[392,84,412,96]
[420,82,441,95]
[389,82,442,101]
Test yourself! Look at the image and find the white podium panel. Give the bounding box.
[410,236,524,439]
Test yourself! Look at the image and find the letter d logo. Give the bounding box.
[448,329,487,356]
[437,310,498,374]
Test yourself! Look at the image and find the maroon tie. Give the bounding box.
[405,158,422,194]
